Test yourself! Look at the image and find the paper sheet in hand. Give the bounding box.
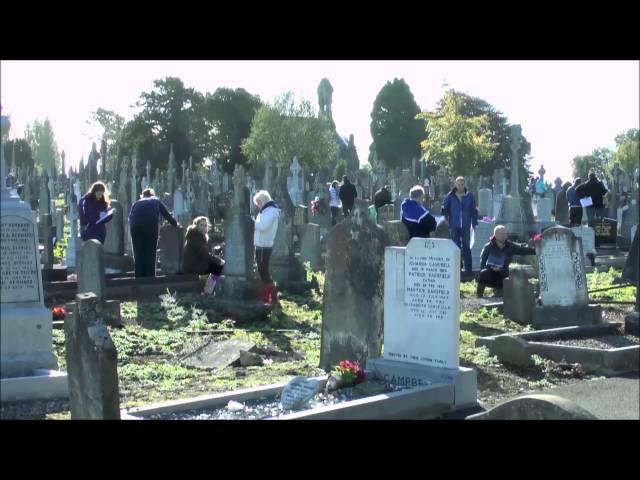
[579,196,593,208]
[95,208,115,225]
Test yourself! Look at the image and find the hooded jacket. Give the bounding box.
[401,199,436,239]
[254,201,280,248]
[181,227,224,275]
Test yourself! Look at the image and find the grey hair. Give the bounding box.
[253,190,272,206]
[409,185,424,199]
[493,225,507,236]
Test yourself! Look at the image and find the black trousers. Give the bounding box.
[477,268,506,289]
[131,223,159,278]
[342,204,353,216]
[330,206,340,225]
[208,262,224,276]
[255,247,272,284]
[569,206,583,226]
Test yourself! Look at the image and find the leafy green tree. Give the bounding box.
[24,118,60,176]
[204,87,263,174]
[417,90,496,177]
[333,159,346,180]
[571,147,613,180]
[86,108,125,176]
[3,138,34,173]
[370,78,425,171]
[242,91,337,213]
[611,128,639,175]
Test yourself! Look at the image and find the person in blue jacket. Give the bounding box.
[442,176,478,273]
[401,185,437,239]
[128,188,179,278]
[79,181,113,244]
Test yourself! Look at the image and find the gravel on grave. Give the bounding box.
[530,335,640,350]
[139,380,412,420]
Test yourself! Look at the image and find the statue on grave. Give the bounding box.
[317,78,334,122]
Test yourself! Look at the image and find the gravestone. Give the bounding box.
[537,197,553,222]
[65,190,80,268]
[181,338,256,370]
[78,240,106,301]
[471,220,495,271]
[503,265,538,325]
[571,225,596,261]
[555,187,569,224]
[1,168,68,400]
[378,204,396,224]
[40,213,54,269]
[103,200,125,256]
[367,237,477,409]
[299,223,321,270]
[158,225,184,275]
[280,376,323,410]
[287,156,305,206]
[591,217,617,247]
[533,226,602,328]
[492,194,503,220]
[64,292,120,419]
[320,200,389,370]
[621,226,638,284]
[382,220,409,247]
[478,188,493,217]
[270,214,306,284]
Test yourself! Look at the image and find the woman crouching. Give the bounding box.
[253,190,280,305]
[182,216,225,276]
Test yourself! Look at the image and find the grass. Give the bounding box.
[587,267,635,302]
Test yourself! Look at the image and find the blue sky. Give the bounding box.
[1,60,638,182]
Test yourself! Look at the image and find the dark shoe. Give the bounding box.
[493,288,503,297]
[476,284,486,298]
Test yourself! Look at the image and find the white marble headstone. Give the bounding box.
[384,238,460,369]
[537,197,553,222]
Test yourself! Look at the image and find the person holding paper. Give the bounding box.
[79,181,113,244]
[476,225,536,298]
[566,177,583,227]
[576,171,608,222]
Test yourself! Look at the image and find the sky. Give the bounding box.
[1,60,638,182]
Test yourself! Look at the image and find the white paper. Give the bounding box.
[579,196,593,208]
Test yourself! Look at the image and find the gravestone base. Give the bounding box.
[42,264,68,282]
[103,253,134,273]
[532,305,603,329]
[0,369,68,402]
[367,358,478,410]
[270,257,306,285]
[219,275,261,301]
[206,297,273,323]
[64,300,122,328]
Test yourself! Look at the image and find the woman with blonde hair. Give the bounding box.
[182,216,225,276]
[79,181,113,244]
[253,190,280,305]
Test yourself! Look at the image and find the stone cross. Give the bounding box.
[510,125,522,198]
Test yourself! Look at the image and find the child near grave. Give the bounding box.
[182,216,225,278]
[79,181,114,244]
[476,225,536,298]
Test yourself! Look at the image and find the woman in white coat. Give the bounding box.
[253,190,280,305]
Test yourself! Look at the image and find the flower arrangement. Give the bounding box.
[52,306,65,320]
[332,360,365,386]
[310,197,326,216]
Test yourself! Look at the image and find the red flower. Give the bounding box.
[51,306,66,320]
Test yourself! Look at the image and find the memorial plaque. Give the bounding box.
[1,215,41,304]
[280,376,322,410]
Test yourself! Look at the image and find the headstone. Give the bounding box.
[571,225,596,261]
[173,188,185,216]
[555,187,569,224]
[478,188,493,217]
[77,240,106,302]
[103,200,125,256]
[157,225,184,275]
[471,220,495,271]
[40,214,54,268]
[592,217,617,247]
[65,292,120,419]
[300,223,321,270]
[378,204,396,223]
[381,220,409,247]
[622,226,638,284]
[537,227,588,307]
[492,193,503,220]
[383,238,460,368]
[287,156,305,206]
[320,200,389,369]
[503,265,538,325]
[280,376,323,410]
[537,197,553,222]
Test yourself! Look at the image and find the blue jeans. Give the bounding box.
[450,226,473,272]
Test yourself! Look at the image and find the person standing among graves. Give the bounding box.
[576,171,609,222]
[338,175,358,216]
[535,176,546,199]
[476,225,536,298]
[374,185,393,213]
[79,181,113,244]
[129,188,179,278]
[442,176,478,273]
[253,190,280,305]
[567,177,583,227]
[401,185,436,239]
[329,180,341,226]
[181,216,225,276]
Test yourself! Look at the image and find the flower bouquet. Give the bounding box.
[52,306,65,320]
[326,359,366,393]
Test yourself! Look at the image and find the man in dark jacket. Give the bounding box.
[476,225,536,298]
[401,185,437,239]
[338,175,358,216]
[373,185,393,212]
[566,177,583,227]
[576,171,608,222]
[129,188,179,278]
[442,176,478,273]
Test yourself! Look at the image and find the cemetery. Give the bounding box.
[1,71,638,420]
